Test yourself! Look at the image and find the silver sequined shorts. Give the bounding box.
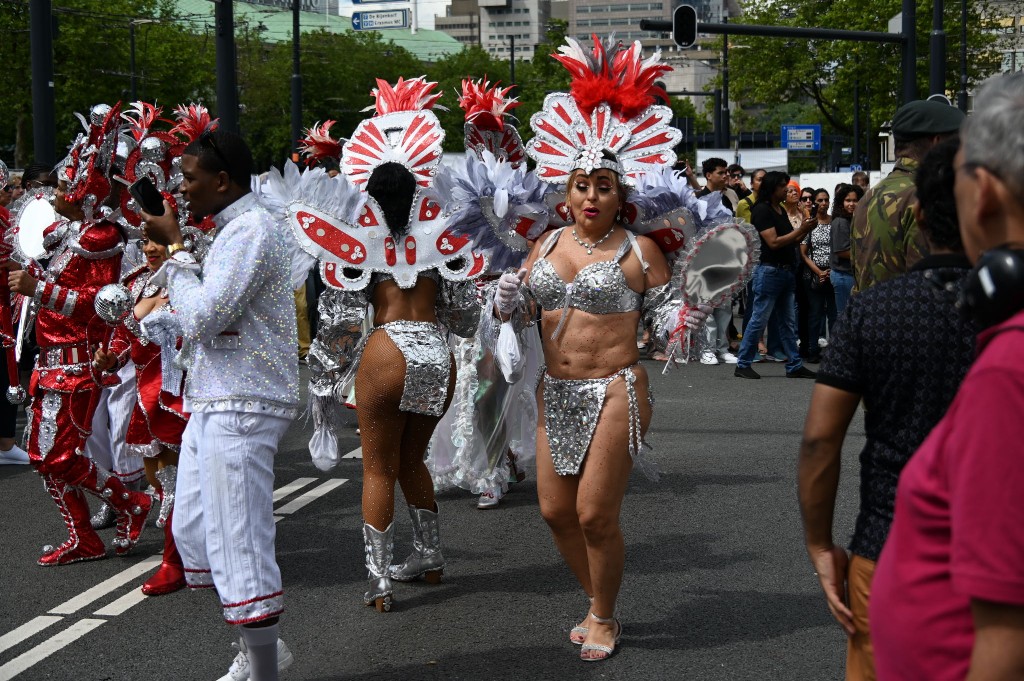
[375,320,452,417]
[541,363,652,476]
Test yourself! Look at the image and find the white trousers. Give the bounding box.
[172,410,291,624]
[84,363,145,482]
[704,304,734,356]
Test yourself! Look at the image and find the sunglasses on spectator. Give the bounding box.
[800,196,813,202]
[730,173,743,179]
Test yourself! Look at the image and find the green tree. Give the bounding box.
[0,0,215,167]
[726,0,1009,167]
[424,46,509,152]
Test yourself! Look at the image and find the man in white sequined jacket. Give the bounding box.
[142,128,299,681]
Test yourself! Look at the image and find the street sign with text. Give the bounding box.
[351,9,410,30]
[781,124,821,151]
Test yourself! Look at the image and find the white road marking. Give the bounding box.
[3,476,347,675]
[343,447,362,459]
[0,617,63,656]
[48,555,162,616]
[92,587,149,618]
[272,477,318,502]
[275,479,348,515]
[0,619,105,680]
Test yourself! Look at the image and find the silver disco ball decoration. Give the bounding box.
[5,385,26,405]
[94,284,133,325]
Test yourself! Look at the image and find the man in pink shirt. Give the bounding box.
[870,72,1024,680]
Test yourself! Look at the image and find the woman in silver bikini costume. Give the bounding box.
[269,78,485,613]
[494,37,718,662]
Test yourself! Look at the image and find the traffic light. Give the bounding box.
[673,5,698,49]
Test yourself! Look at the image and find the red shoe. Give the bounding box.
[113,491,153,556]
[142,513,185,596]
[38,477,107,567]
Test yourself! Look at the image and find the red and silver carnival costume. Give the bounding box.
[24,103,152,566]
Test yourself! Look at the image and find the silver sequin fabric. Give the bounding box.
[542,364,655,478]
[378,320,451,417]
[528,229,642,315]
[542,372,611,475]
[164,193,299,413]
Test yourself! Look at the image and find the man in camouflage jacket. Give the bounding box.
[851,99,964,292]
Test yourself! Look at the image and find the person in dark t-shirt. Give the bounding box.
[734,171,817,378]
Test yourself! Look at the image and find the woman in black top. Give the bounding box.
[829,183,864,315]
[734,171,817,379]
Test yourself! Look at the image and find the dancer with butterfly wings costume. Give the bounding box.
[267,77,486,612]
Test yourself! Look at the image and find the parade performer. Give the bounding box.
[140,123,298,680]
[492,36,751,661]
[0,158,30,466]
[426,79,548,508]
[94,102,209,597]
[267,76,485,612]
[4,103,153,566]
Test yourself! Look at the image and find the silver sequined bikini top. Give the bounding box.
[529,228,646,339]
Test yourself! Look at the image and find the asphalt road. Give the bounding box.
[0,358,864,681]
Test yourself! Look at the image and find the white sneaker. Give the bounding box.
[718,352,739,364]
[0,445,29,465]
[818,337,829,348]
[477,487,503,509]
[217,638,294,681]
[699,351,719,365]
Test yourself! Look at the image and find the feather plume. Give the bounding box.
[458,79,520,132]
[298,120,344,165]
[171,103,218,144]
[369,76,446,115]
[552,34,671,119]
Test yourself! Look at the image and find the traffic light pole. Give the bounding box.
[641,4,917,104]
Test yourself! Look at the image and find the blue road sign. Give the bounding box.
[351,8,409,30]
[781,124,822,151]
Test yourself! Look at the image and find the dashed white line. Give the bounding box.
[272,477,318,502]
[0,617,63,656]
[92,587,149,618]
[342,447,362,459]
[0,619,105,681]
[275,479,348,515]
[48,555,162,616]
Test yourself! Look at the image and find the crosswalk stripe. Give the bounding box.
[48,555,162,616]
[272,477,318,502]
[0,617,63,657]
[275,479,348,515]
[342,447,362,459]
[0,619,105,681]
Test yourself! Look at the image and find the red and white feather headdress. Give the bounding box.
[459,79,525,168]
[298,120,344,166]
[527,35,680,186]
[342,76,445,188]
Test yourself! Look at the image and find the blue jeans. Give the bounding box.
[737,264,803,372]
[742,281,784,357]
[831,270,854,315]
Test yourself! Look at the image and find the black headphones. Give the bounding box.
[961,246,1024,329]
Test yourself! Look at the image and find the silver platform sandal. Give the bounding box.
[363,521,395,612]
[389,503,444,584]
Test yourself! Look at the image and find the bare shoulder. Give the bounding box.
[635,234,668,265]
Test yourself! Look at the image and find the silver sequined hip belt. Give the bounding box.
[541,363,654,477]
[373,320,451,417]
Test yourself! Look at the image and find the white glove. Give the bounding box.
[682,303,713,330]
[495,268,527,316]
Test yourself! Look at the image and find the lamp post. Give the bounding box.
[957,0,968,111]
[129,19,156,101]
[291,0,302,162]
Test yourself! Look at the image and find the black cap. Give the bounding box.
[892,100,966,139]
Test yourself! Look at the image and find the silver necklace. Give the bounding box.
[572,227,616,255]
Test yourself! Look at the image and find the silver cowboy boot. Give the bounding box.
[389,504,444,583]
[154,465,177,529]
[362,521,395,612]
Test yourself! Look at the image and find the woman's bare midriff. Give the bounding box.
[540,308,642,379]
